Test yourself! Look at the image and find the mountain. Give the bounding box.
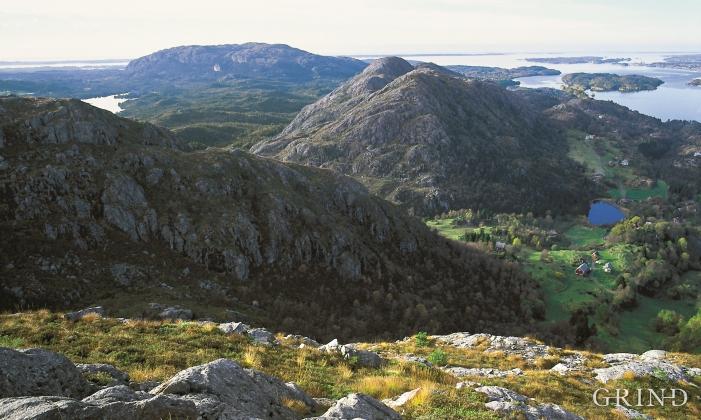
[0,96,541,341]
[252,57,598,216]
[125,43,368,83]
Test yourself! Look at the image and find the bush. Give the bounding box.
[415,331,430,347]
[428,349,448,366]
[654,310,684,335]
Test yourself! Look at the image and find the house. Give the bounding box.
[591,251,600,262]
[575,262,591,276]
[495,241,507,252]
[603,262,613,273]
[620,159,630,166]
[694,151,701,158]
[585,134,595,141]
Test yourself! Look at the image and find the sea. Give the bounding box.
[365,52,701,123]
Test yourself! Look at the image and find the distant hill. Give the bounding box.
[125,43,368,83]
[0,96,540,341]
[562,73,664,92]
[252,57,598,216]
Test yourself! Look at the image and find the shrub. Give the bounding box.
[415,332,430,347]
[654,309,683,335]
[428,349,448,366]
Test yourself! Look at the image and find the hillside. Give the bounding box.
[0,96,541,342]
[252,57,598,216]
[1,312,700,419]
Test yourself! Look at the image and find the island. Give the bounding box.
[562,73,664,92]
[648,54,701,71]
[689,79,701,87]
[445,65,561,80]
[527,56,631,65]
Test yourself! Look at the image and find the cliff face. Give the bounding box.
[0,97,540,341]
[252,57,597,216]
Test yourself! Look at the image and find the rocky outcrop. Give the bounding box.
[309,393,401,420]
[444,366,523,378]
[151,358,316,419]
[434,332,550,362]
[65,306,105,321]
[476,386,582,420]
[382,388,421,409]
[340,345,384,368]
[0,348,92,399]
[594,350,695,383]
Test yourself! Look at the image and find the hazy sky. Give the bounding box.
[2,0,700,60]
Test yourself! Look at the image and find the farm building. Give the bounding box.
[575,262,591,276]
[603,262,613,273]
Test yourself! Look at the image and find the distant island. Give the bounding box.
[445,65,560,80]
[527,56,631,65]
[562,73,664,92]
[648,54,701,71]
[689,78,701,87]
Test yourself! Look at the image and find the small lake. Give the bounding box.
[82,94,128,114]
[588,201,625,226]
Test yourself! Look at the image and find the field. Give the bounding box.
[608,180,669,201]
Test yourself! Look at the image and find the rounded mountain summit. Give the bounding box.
[252,57,597,216]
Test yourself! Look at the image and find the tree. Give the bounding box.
[512,237,522,248]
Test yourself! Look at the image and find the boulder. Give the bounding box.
[396,353,432,367]
[311,393,401,419]
[550,353,587,376]
[76,363,130,386]
[151,358,315,419]
[613,405,653,419]
[148,303,193,321]
[0,392,197,420]
[247,327,278,345]
[0,347,92,398]
[110,263,144,287]
[382,387,421,409]
[319,338,340,353]
[340,345,384,368]
[217,321,250,335]
[64,306,105,321]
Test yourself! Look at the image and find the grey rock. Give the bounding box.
[0,396,101,419]
[319,338,340,353]
[148,303,194,321]
[640,350,667,360]
[247,327,278,345]
[0,347,92,398]
[217,321,250,335]
[382,387,421,409]
[312,393,401,419]
[64,306,105,321]
[550,353,587,376]
[613,405,653,419]
[0,155,7,171]
[434,332,550,362]
[82,385,145,403]
[284,334,321,347]
[445,367,523,378]
[151,358,315,419]
[340,345,384,368]
[76,363,129,386]
[110,263,144,287]
[101,173,155,241]
[595,352,691,383]
[475,386,529,403]
[396,353,432,367]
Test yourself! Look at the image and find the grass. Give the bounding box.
[425,219,470,241]
[2,311,700,419]
[563,225,608,248]
[608,180,669,201]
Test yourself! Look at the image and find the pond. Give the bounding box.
[588,201,625,226]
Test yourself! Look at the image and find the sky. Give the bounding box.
[1,0,700,60]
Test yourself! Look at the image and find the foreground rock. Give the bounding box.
[64,306,105,321]
[434,332,550,362]
[476,386,582,420]
[151,358,316,419]
[382,388,422,409]
[340,344,384,368]
[308,393,401,419]
[444,366,523,378]
[0,347,92,398]
[594,350,695,383]
[0,392,197,420]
